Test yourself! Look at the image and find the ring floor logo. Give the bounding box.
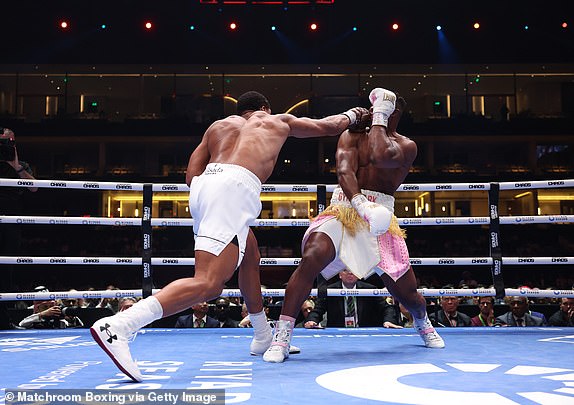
[316,363,574,404]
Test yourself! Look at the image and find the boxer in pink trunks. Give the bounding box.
[264,88,445,363]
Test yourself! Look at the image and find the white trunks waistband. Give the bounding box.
[203,163,262,195]
[330,186,395,212]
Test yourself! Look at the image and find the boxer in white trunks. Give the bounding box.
[264,88,445,363]
[90,91,370,382]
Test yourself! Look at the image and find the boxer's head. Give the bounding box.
[237,91,271,115]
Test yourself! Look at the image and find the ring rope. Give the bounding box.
[2,178,572,302]
[2,178,574,192]
[2,215,573,227]
[1,288,573,302]
[1,256,572,266]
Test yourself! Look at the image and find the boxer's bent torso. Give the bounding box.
[189,163,262,268]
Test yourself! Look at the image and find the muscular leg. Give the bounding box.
[280,232,336,318]
[91,241,241,382]
[238,229,263,314]
[379,266,427,319]
[381,266,444,349]
[263,232,336,362]
[154,242,239,316]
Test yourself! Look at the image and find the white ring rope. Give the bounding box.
[1,288,573,302]
[1,256,572,266]
[2,178,574,191]
[2,215,573,227]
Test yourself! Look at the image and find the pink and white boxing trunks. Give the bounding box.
[302,187,410,281]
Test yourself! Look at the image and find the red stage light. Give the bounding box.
[145,21,153,30]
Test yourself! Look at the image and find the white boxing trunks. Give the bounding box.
[189,163,262,268]
[302,186,410,281]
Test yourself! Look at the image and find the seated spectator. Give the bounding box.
[429,295,471,327]
[495,296,545,327]
[238,302,273,327]
[175,302,219,328]
[382,297,413,329]
[118,297,137,312]
[96,285,120,313]
[548,297,574,326]
[295,299,317,328]
[470,296,496,327]
[214,297,240,328]
[304,268,387,328]
[518,286,548,324]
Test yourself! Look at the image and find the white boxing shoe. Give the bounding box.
[90,317,143,382]
[418,328,445,349]
[250,322,300,356]
[413,315,445,349]
[262,319,294,363]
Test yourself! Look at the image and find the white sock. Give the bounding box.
[116,296,164,331]
[413,313,433,331]
[249,311,270,337]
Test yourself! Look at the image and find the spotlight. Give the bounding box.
[473,22,480,29]
[145,21,153,30]
[100,24,107,30]
[189,25,195,31]
[60,21,69,29]
[436,25,442,31]
[352,26,358,32]
[524,25,529,30]
[392,23,399,31]
[271,25,276,31]
[230,22,237,30]
[562,22,568,29]
[310,23,318,31]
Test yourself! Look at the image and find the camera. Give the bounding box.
[59,306,82,318]
[0,137,16,161]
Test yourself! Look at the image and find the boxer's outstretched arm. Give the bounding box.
[284,107,369,139]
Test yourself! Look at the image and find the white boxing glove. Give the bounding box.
[369,88,396,127]
[351,193,392,235]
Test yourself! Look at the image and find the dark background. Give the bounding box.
[3,1,573,64]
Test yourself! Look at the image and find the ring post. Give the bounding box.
[142,183,153,298]
[488,182,505,299]
[316,185,328,300]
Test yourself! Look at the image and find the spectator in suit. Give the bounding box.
[381,297,414,329]
[429,296,472,327]
[548,297,574,327]
[495,296,545,327]
[470,296,496,327]
[304,269,387,328]
[214,297,240,328]
[175,301,219,328]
